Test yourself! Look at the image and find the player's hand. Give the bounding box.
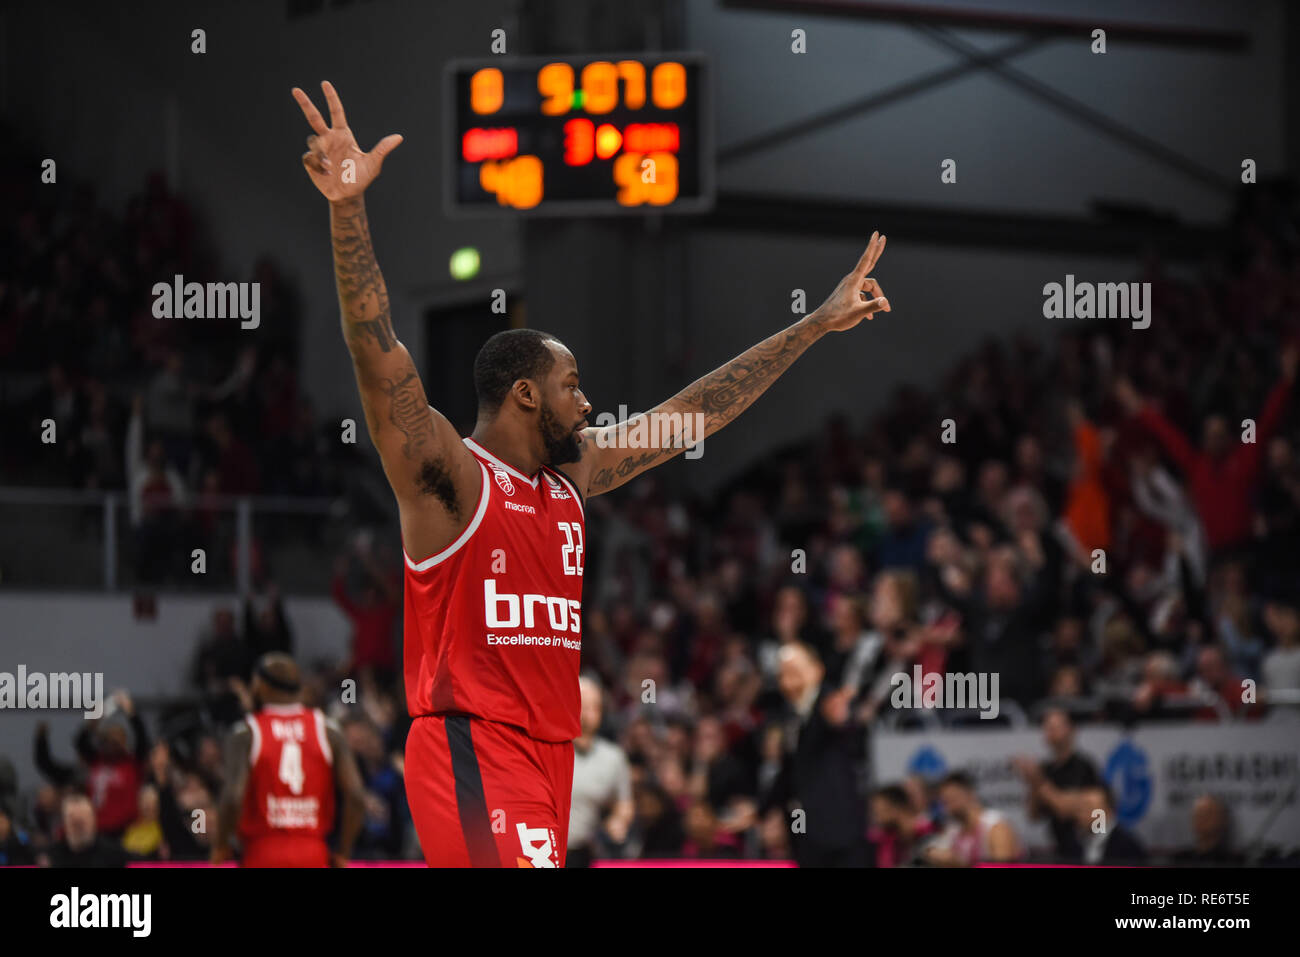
[809,231,890,332]
[329,853,349,868]
[820,686,855,726]
[113,689,134,716]
[292,81,403,203]
[209,845,231,866]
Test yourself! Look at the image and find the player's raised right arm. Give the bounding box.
[293,82,479,554]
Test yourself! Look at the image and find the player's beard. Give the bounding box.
[539,400,582,466]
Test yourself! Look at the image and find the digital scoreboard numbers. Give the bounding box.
[445,54,712,215]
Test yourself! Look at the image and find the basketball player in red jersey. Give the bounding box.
[292,81,890,866]
[212,654,365,867]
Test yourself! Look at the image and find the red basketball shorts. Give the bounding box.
[404,713,575,868]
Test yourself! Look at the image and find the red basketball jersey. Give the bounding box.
[403,437,586,743]
[237,704,336,842]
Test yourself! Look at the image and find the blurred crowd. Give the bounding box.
[0,128,364,586]
[2,114,1299,864]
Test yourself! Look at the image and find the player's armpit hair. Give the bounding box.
[416,455,461,517]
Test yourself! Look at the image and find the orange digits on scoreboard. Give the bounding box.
[650,60,691,109]
[613,151,679,207]
[480,156,544,209]
[541,58,683,116]
[651,62,686,109]
[644,152,678,205]
[538,62,574,115]
[581,61,618,114]
[470,68,504,115]
[616,61,646,109]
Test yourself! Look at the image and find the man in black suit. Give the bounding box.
[1076,784,1147,865]
[1012,708,1101,862]
[759,642,868,867]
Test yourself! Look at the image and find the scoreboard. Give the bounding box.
[445,53,712,215]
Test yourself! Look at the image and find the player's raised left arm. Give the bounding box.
[574,233,890,497]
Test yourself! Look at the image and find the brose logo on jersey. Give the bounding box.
[483,578,581,633]
[492,466,515,496]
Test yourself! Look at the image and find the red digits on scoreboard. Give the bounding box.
[564,119,595,166]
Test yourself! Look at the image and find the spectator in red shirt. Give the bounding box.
[1114,344,1295,555]
[333,537,399,680]
[206,413,260,495]
[34,691,149,838]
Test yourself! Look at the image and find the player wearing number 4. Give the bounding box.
[212,654,366,867]
[291,80,892,867]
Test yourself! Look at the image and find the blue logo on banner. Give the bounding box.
[907,746,947,780]
[1104,739,1151,826]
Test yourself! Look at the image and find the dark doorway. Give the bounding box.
[422,300,518,436]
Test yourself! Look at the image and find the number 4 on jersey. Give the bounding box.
[278,739,305,794]
[557,521,584,576]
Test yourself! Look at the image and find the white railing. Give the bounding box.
[0,485,345,595]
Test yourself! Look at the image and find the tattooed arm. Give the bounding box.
[563,233,892,497]
[295,82,479,558]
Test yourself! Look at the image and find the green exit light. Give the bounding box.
[449,246,481,280]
